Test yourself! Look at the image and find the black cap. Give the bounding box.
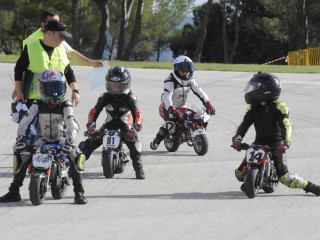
[45,20,71,38]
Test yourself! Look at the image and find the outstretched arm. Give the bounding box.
[68,50,104,68]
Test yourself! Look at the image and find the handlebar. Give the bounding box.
[231,143,273,152]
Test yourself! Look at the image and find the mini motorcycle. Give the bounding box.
[239,143,278,198]
[159,104,211,155]
[25,144,70,205]
[84,129,129,179]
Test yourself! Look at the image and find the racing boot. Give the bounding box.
[74,192,87,204]
[303,181,320,196]
[135,167,145,180]
[150,137,162,150]
[0,187,21,202]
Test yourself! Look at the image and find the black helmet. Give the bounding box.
[39,70,66,107]
[172,55,195,86]
[244,72,281,104]
[105,66,131,95]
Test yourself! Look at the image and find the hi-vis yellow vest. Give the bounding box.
[23,29,43,48]
[26,40,69,99]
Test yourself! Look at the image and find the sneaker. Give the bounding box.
[74,192,87,204]
[0,191,21,203]
[304,182,320,196]
[235,169,245,182]
[150,138,161,150]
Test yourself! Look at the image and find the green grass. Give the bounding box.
[2,53,320,73]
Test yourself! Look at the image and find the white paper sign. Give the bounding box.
[87,61,111,89]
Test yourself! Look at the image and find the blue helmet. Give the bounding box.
[39,70,66,107]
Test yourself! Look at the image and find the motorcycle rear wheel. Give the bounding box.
[164,136,180,152]
[29,176,47,205]
[193,134,208,156]
[102,152,115,178]
[244,168,260,198]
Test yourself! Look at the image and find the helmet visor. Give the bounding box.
[42,81,66,97]
[244,81,261,93]
[174,61,194,72]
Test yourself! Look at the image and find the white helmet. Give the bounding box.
[172,55,195,86]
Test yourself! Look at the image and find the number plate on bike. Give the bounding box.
[245,146,267,164]
[32,153,53,169]
[103,133,120,149]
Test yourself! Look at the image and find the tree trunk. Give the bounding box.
[71,0,81,51]
[228,4,239,63]
[221,1,229,63]
[117,0,134,60]
[124,0,144,61]
[194,0,212,63]
[92,0,110,59]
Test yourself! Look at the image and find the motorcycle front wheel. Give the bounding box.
[51,176,68,200]
[193,134,208,156]
[102,152,116,178]
[164,135,180,152]
[29,176,47,205]
[244,168,260,199]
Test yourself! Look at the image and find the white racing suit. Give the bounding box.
[12,99,85,193]
[159,73,210,136]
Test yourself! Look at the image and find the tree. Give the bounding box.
[92,0,110,59]
[194,0,212,62]
[124,0,144,60]
[117,0,134,60]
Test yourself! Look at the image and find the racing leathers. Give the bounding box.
[9,100,86,198]
[233,100,320,195]
[79,91,145,179]
[150,73,213,150]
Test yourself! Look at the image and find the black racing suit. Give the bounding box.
[236,100,307,188]
[80,91,144,174]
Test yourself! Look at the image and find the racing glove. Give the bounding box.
[205,101,215,115]
[126,129,137,141]
[86,121,96,135]
[168,106,183,118]
[275,140,290,157]
[231,135,242,151]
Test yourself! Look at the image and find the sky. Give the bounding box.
[195,0,207,5]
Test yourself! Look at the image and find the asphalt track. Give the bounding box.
[1,63,320,240]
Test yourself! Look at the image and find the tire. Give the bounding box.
[29,176,47,206]
[262,165,278,193]
[164,135,180,152]
[193,134,208,156]
[102,152,115,178]
[244,168,260,198]
[51,176,68,200]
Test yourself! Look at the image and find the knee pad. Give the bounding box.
[279,173,307,189]
[134,140,142,153]
[75,154,86,172]
[161,121,176,135]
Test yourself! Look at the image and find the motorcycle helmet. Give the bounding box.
[105,66,131,95]
[39,70,66,107]
[244,72,281,104]
[172,55,195,86]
